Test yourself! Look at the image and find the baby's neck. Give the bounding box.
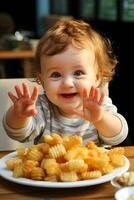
[57,108,78,118]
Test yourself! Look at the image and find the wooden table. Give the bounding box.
[0,146,134,200]
[0,50,35,78]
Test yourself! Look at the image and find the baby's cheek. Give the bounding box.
[77,80,92,94]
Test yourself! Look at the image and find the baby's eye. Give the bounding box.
[50,72,61,78]
[74,70,84,76]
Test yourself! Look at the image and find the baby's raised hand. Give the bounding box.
[8,82,38,118]
[73,86,105,123]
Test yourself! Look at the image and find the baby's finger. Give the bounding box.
[22,82,30,98]
[15,85,23,98]
[89,86,95,100]
[98,93,105,105]
[83,88,88,99]
[94,88,99,102]
[25,105,38,116]
[8,92,18,103]
[82,88,88,107]
[31,85,38,102]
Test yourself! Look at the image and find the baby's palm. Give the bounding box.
[13,96,37,117]
[83,97,104,122]
[8,82,38,118]
[73,86,105,123]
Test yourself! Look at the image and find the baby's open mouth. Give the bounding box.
[61,93,77,98]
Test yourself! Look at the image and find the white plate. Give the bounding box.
[111,171,134,189]
[0,152,130,188]
[115,186,134,200]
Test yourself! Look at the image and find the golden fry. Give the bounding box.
[5,135,126,182]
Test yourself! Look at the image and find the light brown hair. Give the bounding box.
[35,19,117,86]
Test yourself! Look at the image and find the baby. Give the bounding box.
[3,19,128,146]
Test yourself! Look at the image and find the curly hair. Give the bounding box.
[35,18,118,86]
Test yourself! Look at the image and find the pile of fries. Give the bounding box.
[6,133,125,182]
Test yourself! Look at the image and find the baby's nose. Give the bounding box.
[62,76,74,87]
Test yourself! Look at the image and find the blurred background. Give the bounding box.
[0,0,134,145]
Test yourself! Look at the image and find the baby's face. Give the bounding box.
[40,45,100,117]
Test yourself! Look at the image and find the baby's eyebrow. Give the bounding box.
[72,65,84,68]
[46,67,60,73]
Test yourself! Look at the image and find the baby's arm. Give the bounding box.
[6,82,38,129]
[73,86,125,138]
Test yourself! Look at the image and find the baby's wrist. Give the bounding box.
[6,106,31,129]
[92,111,105,126]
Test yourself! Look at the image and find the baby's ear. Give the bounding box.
[38,74,45,89]
[95,74,101,87]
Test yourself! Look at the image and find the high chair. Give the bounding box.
[0,78,43,150]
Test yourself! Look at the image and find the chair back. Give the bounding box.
[0,78,43,150]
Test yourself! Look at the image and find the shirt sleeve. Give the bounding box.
[98,113,128,145]
[3,114,34,142]
[98,96,128,145]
